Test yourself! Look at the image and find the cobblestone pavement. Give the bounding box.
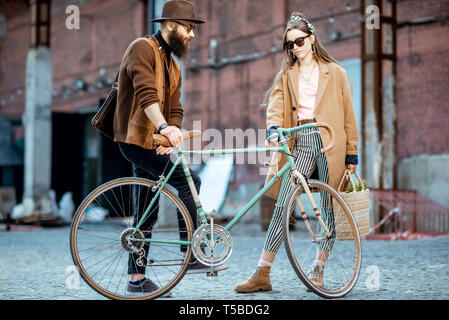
[0,216,448,301]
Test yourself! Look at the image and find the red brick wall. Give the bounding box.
[395,0,449,160]
[50,0,145,113]
[184,0,361,130]
[0,2,29,118]
[184,0,362,184]
[0,0,145,117]
[184,0,449,184]
[1,0,448,179]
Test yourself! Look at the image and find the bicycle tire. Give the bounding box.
[70,177,193,300]
[282,179,362,298]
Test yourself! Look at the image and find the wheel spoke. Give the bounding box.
[283,180,361,298]
[70,178,193,300]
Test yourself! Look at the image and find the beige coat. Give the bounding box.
[264,60,359,199]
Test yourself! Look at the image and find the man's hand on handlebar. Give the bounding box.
[155,125,183,155]
[160,125,183,147]
[156,145,173,155]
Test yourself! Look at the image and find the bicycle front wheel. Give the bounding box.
[283,179,362,298]
[70,177,193,300]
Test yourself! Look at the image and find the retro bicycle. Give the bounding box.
[69,122,362,300]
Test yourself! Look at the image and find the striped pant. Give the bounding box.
[263,127,335,254]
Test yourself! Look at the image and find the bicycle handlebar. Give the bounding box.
[315,122,335,153]
[266,122,335,153]
[153,130,201,147]
[153,123,335,154]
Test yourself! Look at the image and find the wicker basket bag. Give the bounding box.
[333,170,370,240]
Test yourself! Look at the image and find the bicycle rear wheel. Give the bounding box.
[283,179,362,298]
[70,177,193,300]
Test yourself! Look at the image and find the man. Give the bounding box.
[113,0,227,294]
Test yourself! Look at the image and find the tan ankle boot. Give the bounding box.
[234,266,272,293]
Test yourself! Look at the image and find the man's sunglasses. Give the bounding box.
[175,21,195,33]
[284,34,311,50]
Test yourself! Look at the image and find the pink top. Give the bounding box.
[297,66,319,121]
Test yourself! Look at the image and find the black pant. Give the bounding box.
[118,143,201,275]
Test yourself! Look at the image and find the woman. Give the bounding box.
[235,12,359,293]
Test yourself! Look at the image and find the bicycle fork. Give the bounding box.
[290,170,331,240]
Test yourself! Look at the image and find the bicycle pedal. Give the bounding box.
[206,271,218,277]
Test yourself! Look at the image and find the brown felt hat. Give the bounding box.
[149,0,205,24]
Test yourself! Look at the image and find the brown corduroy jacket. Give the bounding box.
[113,35,183,149]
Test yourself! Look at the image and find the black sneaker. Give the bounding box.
[186,259,229,275]
[126,278,172,297]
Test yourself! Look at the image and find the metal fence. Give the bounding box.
[366,189,449,240]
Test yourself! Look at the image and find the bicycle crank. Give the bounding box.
[191,224,233,267]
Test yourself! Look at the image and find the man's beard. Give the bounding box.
[167,29,190,66]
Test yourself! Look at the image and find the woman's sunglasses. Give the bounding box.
[284,34,311,50]
[175,21,195,33]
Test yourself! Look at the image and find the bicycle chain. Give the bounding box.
[136,246,190,268]
[136,248,146,267]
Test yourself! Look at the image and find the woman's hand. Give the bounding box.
[265,139,279,148]
[346,164,357,174]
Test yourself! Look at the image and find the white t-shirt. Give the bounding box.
[297,66,319,121]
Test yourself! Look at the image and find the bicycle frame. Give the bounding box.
[130,123,330,245]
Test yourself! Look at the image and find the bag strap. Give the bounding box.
[337,169,356,192]
[353,171,366,191]
[337,169,366,192]
[112,71,119,90]
[112,35,158,90]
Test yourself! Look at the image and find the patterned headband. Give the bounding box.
[290,15,315,34]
